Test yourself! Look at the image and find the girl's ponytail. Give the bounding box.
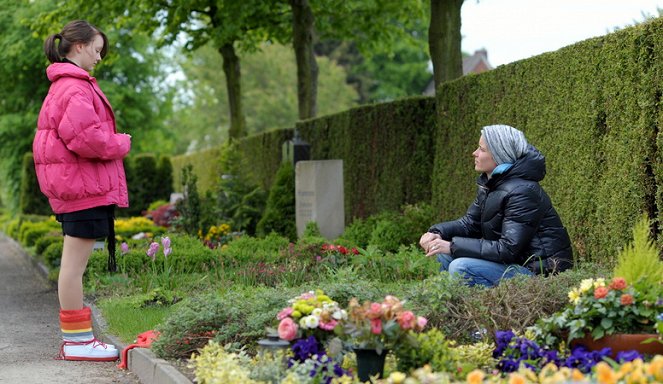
[43,33,62,63]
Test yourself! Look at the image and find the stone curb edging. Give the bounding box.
[3,233,192,384]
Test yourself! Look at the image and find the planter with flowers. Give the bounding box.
[340,295,427,381]
[276,290,346,346]
[532,216,663,358]
[531,276,663,357]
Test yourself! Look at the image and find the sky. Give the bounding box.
[461,0,663,67]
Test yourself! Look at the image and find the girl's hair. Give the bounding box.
[43,20,108,64]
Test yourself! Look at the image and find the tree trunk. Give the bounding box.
[429,0,464,92]
[290,0,318,120]
[219,43,246,139]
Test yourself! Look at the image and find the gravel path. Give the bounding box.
[0,233,140,384]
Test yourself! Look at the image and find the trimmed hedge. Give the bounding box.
[433,18,663,263]
[172,18,663,263]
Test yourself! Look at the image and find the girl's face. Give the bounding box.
[73,34,104,72]
[473,135,497,174]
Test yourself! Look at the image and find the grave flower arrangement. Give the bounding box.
[340,295,427,354]
[276,290,347,343]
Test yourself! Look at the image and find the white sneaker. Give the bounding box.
[60,338,119,361]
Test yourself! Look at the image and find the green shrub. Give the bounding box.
[216,142,266,236]
[35,235,63,256]
[339,216,380,248]
[17,218,59,247]
[19,152,51,215]
[394,327,456,374]
[256,162,296,241]
[613,214,663,295]
[220,232,290,264]
[126,154,159,216]
[174,165,202,236]
[155,155,174,202]
[369,214,412,253]
[20,221,60,247]
[43,241,63,268]
[5,217,21,238]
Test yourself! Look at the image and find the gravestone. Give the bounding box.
[295,160,344,240]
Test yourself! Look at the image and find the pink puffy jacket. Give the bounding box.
[33,63,131,214]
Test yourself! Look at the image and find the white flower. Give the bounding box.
[300,315,319,329]
[311,308,322,317]
[332,309,347,320]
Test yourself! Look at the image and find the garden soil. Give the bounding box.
[0,233,140,384]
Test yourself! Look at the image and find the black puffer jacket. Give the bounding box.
[429,146,573,275]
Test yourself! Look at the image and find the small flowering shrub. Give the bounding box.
[115,216,165,239]
[146,202,179,228]
[199,223,240,249]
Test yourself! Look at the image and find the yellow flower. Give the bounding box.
[579,278,594,293]
[466,369,485,384]
[570,368,585,382]
[593,278,606,288]
[508,373,526,384]
[388,371,407,384]
[619,361,634,375]
[647,355,663,381]
[568,289,581,304]
[595,362,617,384]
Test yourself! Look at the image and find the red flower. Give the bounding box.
[594,286,609,299]
[620,294,634,305]
[351,248,359,255]
[337,246,348,255]
[609,277,627,290]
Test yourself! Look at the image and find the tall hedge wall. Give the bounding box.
[433,18,662,263]
[297,97,437,220]
[170,18,662,264]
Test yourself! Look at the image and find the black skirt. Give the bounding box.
[56,205,115,239]
[56,205,118,272]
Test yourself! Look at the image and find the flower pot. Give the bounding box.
[570,333,663,358]
[353,347,387,382]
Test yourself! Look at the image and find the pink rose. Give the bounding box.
[416,316,428,331]
[397,311,416,330]
[370,318,382,335]
[367,303,383,319]
[278,317,298,341]
[277,307,293,320]
[319,319,338,331]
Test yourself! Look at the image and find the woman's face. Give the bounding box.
[74,34,104,72]
[473,135,497,174]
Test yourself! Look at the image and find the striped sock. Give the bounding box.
[60,307,94,342]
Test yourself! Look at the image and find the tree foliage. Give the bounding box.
[169,42,357,154]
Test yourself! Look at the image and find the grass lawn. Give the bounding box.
[97,296,176,344]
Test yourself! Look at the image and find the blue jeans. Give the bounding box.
[436,254,533,287]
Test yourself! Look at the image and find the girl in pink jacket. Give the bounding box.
[33,20,130,362]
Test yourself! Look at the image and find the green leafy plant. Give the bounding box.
[393,327,457,374]
[613,214,663,298]
[256,161,296,241]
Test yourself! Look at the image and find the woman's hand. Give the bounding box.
[420,232,450,257]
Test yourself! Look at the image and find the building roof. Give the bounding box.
[423,49,493,96]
